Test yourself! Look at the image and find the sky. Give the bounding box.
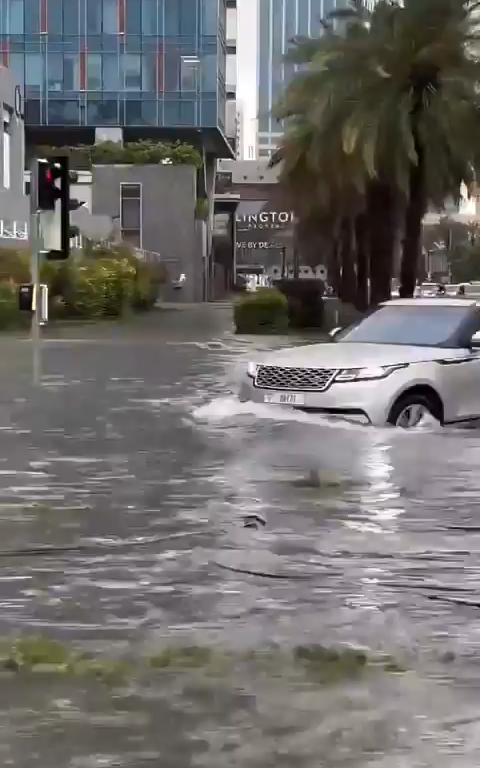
[236,0,258,157]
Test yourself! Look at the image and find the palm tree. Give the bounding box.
[277,0,480,300]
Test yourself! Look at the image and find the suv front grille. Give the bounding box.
[255,365,336,392]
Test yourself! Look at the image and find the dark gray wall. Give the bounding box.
[90,164,202,302]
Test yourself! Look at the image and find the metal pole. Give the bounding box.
[29,160,41,386]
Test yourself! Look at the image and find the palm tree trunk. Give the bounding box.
[367,181,396,305]
[400,102,426,298]
[339,217,356,304]
[354,213,369,311]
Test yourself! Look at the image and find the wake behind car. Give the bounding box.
[239,298,480,428]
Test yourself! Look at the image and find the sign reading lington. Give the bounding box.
[236,211,294,230]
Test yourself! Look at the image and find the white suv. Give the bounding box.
[239,298,480,428]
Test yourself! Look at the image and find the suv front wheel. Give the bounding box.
[387,392,441,428]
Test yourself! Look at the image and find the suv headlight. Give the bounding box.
[335,364,408,382]
[247,362,258,379]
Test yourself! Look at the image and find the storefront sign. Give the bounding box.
[236,211,294,230]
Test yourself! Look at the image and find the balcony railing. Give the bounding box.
[0,220,28,240]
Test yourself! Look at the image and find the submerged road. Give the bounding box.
[0,305,478,766]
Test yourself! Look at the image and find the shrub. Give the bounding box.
[63,263,107,318]
[0,244,167,326]
[234,288,289,334]
[0,247,30,284]
[274,278,325,329]
[132,261,165,310]
[0,283,20,329]
[35,140,203,170]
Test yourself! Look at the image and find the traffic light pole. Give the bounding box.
[29,161,42,386]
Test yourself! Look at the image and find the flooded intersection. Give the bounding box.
[0,307,479,765]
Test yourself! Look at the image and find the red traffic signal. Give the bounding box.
[37,160,62,211]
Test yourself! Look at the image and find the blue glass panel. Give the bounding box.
[103,0,118,31]
[47,53,63,90]
[163,100,180,126]
[125,99,157,124]
[179,99,195,125]
[201,98,216,126]
[142,0,158,34]
[87,97,119,124]
[86,0,100,32]
[25,98,40,123]
[24,0,40,33]
[142,54,156,91]
[164,46,179,91]
[7,0,24,34]
[9,53,24,85]
[64,0,80,35]
[123,53,141,90]
[103,55,120,89]
[201,0,217,36]
[47,0,62,33]
[48,99,80,125]
[87,54,102,90]
[126,0,141,33]
[201,52,216,90]
[25,52,42,87]
[63,54,80,90]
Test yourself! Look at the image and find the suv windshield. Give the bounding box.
[337,305,472,347]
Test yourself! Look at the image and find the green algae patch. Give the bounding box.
[149,645,215,670]
[294,645,368,684]
[0,636,70,671]
[0,636,406,687]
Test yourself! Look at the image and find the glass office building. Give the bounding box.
[257,0,350,158]
[0,0,231,153]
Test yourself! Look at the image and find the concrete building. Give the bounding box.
[0,64,28,241]
[1,0,236,161]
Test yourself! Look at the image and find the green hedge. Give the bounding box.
[274,278,325,329]
[234,288,289,334]
[0,244,167,329]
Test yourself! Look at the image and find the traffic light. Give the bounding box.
[37,159,62,211]
[33,157,84,260]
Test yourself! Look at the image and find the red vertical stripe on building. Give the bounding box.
[156,46,164,93]
[118,0,125,34]
[80,45,86,90]
[40,0,47,33]
[0,43,9,67]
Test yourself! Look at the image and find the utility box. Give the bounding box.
[18,283,33,312]
[19,283,48,324]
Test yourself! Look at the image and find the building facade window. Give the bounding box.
[180,56,199,92]
[0,0,227,133]
[120,182,142,249]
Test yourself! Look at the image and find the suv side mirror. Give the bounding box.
[329,326,342,338]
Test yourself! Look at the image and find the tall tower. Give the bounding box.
[257,0,350,158]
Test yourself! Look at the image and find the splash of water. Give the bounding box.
[192,396,442,436]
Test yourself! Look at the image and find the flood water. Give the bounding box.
[1,305,480,766]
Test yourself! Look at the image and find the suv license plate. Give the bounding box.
[264,393,305,406]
